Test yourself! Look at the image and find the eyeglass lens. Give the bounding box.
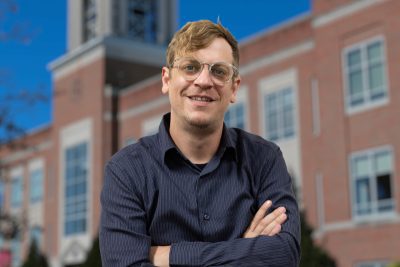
[175,58,235,84]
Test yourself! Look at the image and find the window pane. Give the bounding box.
[368,63,385,99]
[266,94,278,141]
[349,70,364,105]
[377,174,391,200]
[353,156,369,178]
[367,42,382,62]
[355,178,371,215]
[375,151,391,174]
[30,169,43,202]
[348,50,361,68]
[282,89,294,138]
[11,177,23,207]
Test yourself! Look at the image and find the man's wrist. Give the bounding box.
[150,246,170,267]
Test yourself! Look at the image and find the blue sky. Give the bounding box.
[0,0,310,134]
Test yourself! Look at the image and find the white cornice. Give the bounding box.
[312,0,386,28]
[1,140,52,165]
[48,36,166,80]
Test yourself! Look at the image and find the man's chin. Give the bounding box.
[185,115,213,129]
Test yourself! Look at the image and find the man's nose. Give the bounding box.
[194,64,213,86]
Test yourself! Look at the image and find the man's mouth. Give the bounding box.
[188,96,214,102]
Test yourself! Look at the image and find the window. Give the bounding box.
[264,88,295,142]
[343,38,388,112]
[225,103,245,129]
[64,142,88,236]
[127,0,157,43]
[83,0,97,42]
[30,168,43,203]
[11,175,23,208]
[350,147,394,218]
[0,180,4,209]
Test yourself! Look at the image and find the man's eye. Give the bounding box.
[181,63,200,73]
[212,65,229,78]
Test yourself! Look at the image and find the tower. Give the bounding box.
[46,1,177,266]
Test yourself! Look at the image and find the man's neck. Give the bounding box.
[169,117,223,165]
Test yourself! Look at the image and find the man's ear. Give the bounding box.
[161,67,170,94]
[230,75,241,103]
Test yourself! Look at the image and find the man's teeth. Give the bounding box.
[190,96,212,102]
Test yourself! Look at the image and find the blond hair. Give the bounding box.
[166,20,239,69]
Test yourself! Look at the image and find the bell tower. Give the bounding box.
[47,1,178,266]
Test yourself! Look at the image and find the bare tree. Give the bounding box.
[0,0,49,241]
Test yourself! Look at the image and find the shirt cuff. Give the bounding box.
[169,242,204,266]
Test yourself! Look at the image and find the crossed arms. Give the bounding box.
[150,200,288,266]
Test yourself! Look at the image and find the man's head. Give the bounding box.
[162,20,241,132]
[166,20,239,69]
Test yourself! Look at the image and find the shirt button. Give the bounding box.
[203,213,210,221]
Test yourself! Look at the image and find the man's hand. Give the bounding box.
[150,246,170,267]
[243,200,287,238]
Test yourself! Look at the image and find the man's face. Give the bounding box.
[161,38,241,130]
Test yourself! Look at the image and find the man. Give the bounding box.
[100,20,300,266]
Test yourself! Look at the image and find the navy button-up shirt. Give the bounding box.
[100,113,300,266]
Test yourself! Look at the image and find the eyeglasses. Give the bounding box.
[170,57,238,85]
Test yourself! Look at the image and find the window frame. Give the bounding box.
[349,145,396,222]
[342,35,389,115]
[64,141,89,236]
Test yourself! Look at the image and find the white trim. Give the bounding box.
[27,157,45,210]
[51,45,105,80]
[311,78,320,136]
[313,213,400,238]
[312,0,386,28]
[9,166,24,179]
[258,68,303,190]
[58,118,93,264]
[119,96,169,121]
[240,40,314,76]
[28,157,44,172]
[1,140,52,165]
[342,35,390,115]
[49,36,166,80]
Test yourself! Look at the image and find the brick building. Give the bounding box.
[0,0,399,266]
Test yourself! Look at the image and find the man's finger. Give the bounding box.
[261,212,287,236]
[249,200,272,232]
[253,206,286,234]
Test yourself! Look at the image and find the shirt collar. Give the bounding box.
[158,113,238,163]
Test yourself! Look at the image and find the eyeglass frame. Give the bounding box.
[169,57,239,84]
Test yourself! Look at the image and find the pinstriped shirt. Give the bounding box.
[100,113,300,267]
